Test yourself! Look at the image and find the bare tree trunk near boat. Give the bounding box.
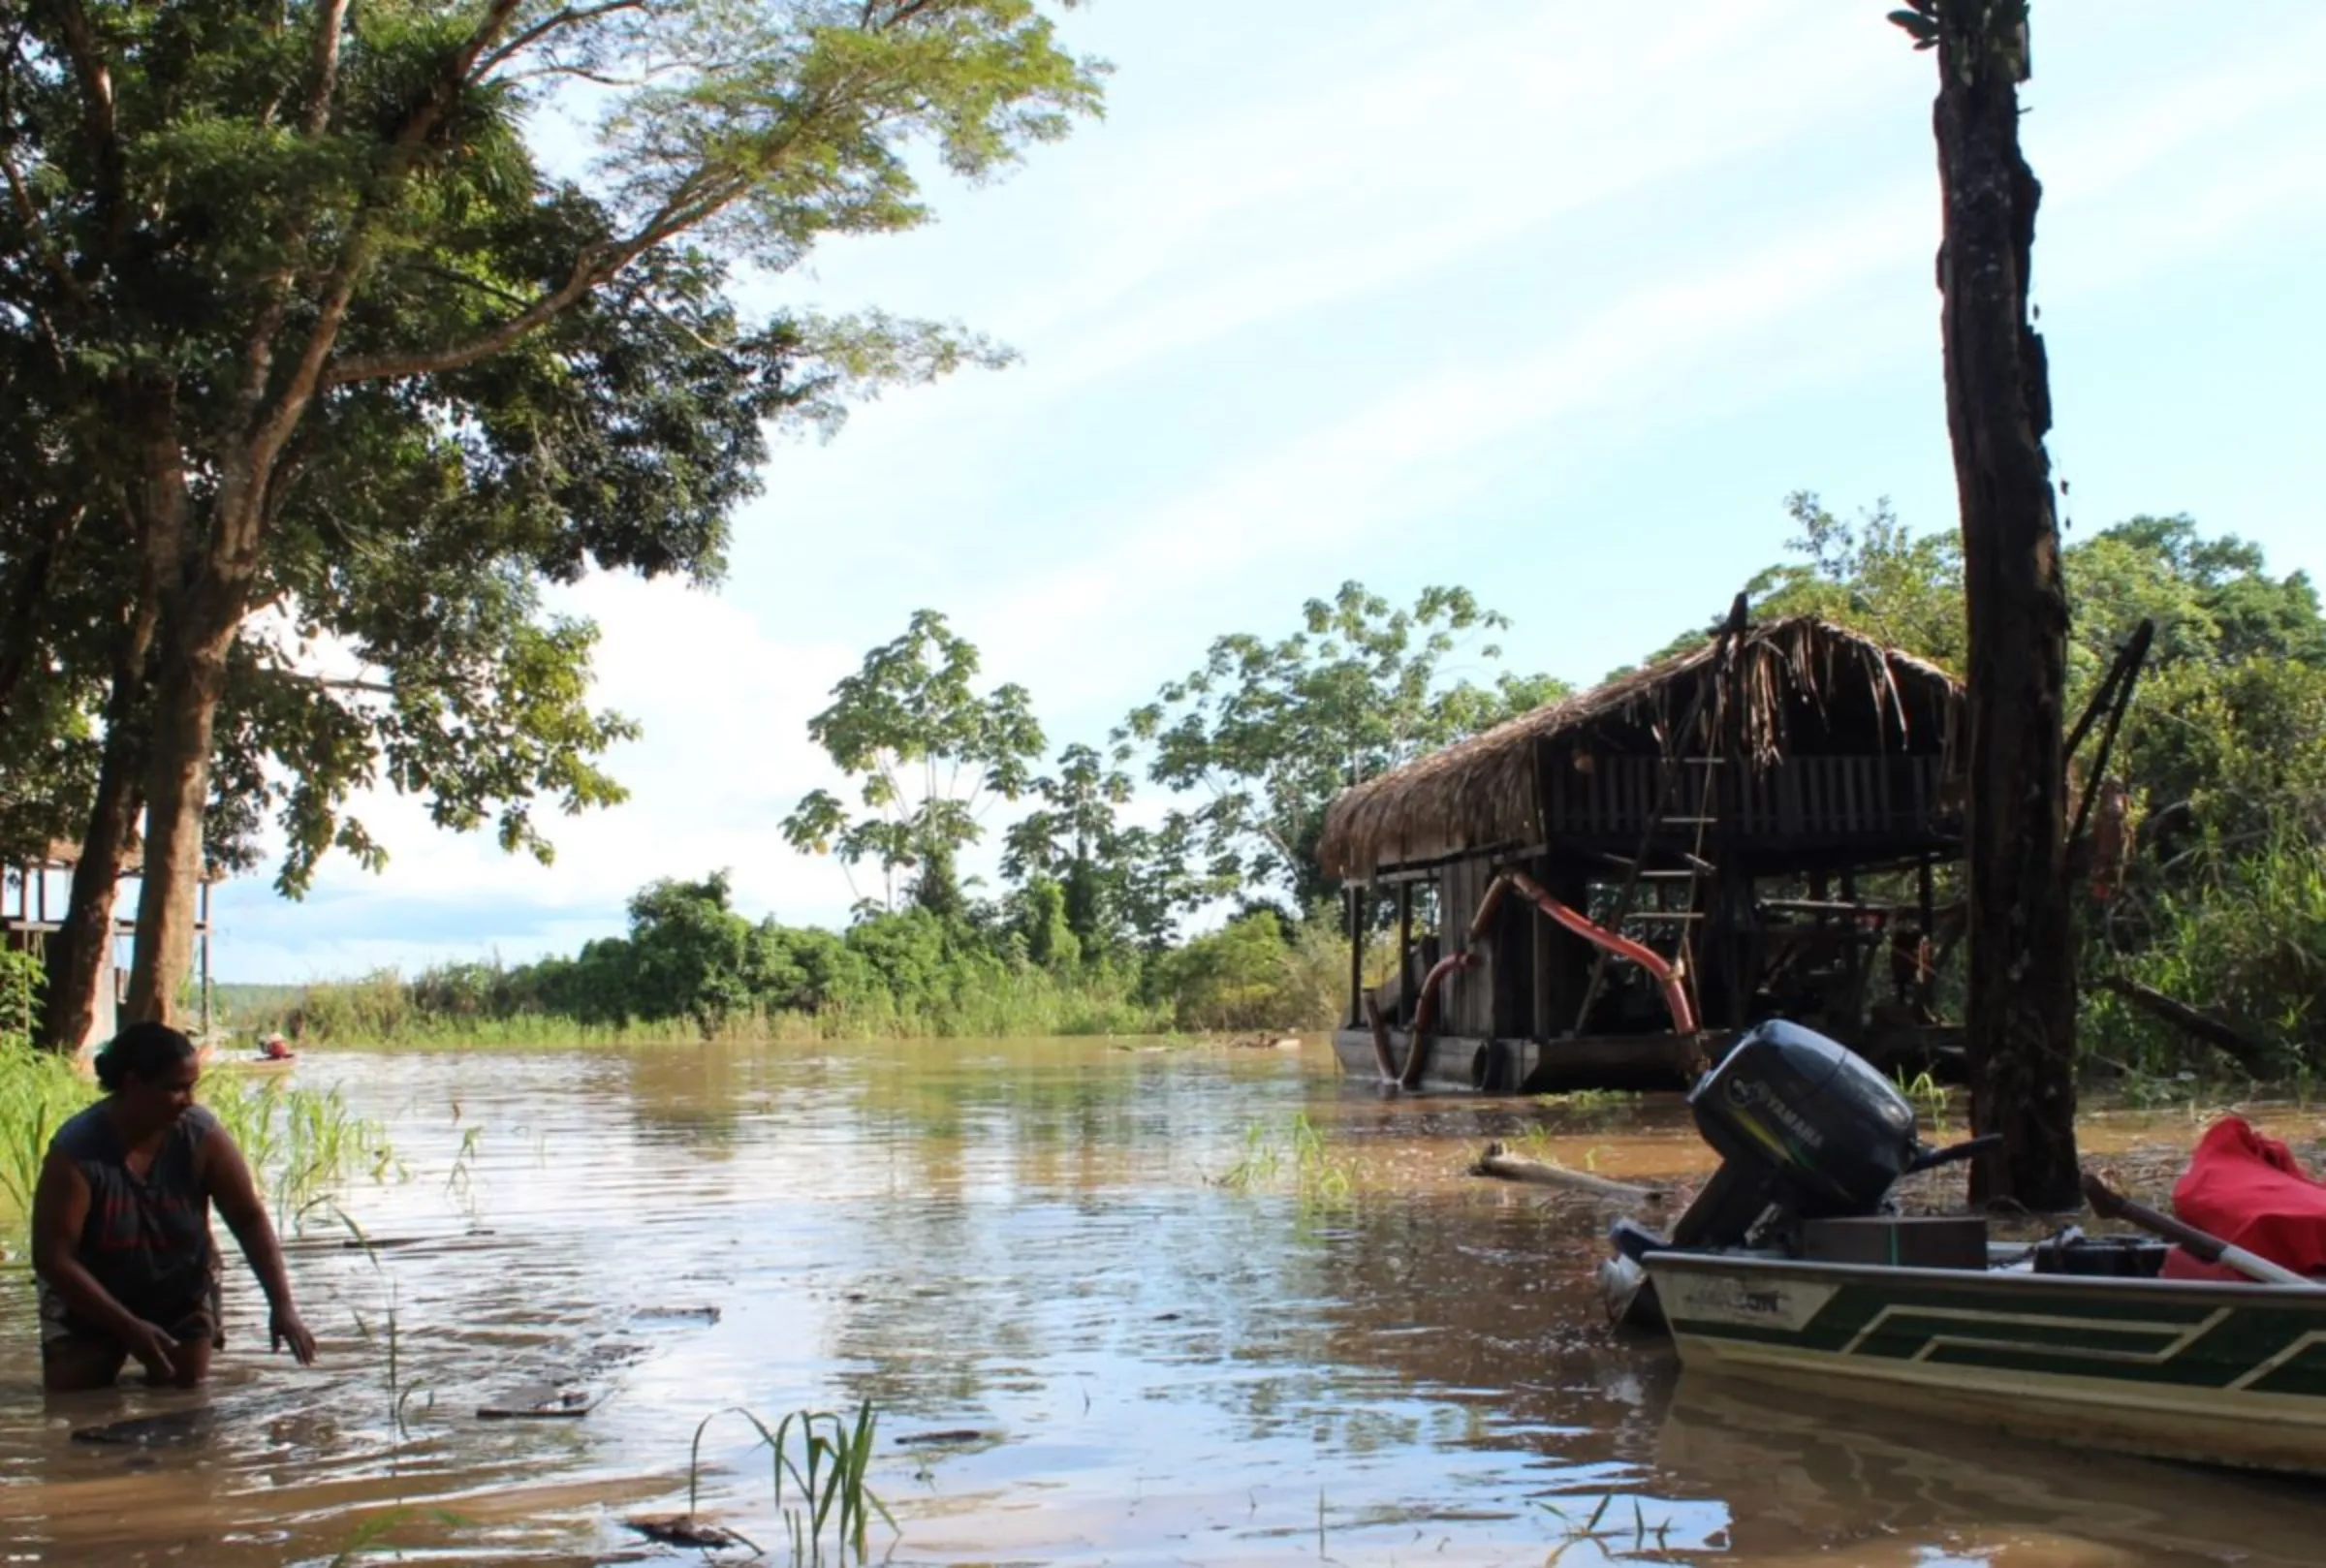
[1902,0,2079,1210]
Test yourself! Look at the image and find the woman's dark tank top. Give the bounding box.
[47,1102,219,1320]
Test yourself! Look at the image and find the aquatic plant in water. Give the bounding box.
[1892,1067,1953,1139]
[1537,1493,1678,1562]
[652,1400,897,1562]
[1529,1087,1639,1115]
[1218,1112,1353,1205]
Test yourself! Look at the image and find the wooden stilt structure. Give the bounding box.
[2,841,221,1051]
[1319,612,1968,1093]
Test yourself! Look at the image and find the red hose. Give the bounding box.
[1379,867,1696,1090]
[1506,871,1697,1035]
[1399,952,1477,1088]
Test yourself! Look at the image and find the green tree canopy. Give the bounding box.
[782,610,1047,915]
[1002,741,1129,952]
[1119,581,1568,909]
[0,0,1104,1025]
[998,740,1236,956]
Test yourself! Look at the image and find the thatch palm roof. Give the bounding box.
[1315,616,1961,880]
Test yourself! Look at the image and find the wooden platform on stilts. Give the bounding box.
[1314,613,1974,1097]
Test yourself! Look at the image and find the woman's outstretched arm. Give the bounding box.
[203,1132,319,1364]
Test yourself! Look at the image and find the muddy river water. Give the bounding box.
[4,1037,2325,1565]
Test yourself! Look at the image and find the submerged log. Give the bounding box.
[1225,1033,1303,1051]
[1472,1141,1665,1205]
[72,1407,227,1446]
[625,1516,757,1552]
[477,1385,596,1420]
[893,1428,991,1447]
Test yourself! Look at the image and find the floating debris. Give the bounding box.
[631,1304,722,1325]
[71,1408,225,1447]
[282,1231,501,1258]
[892,1427,989,1447]
[1472,1141,1666,1204]
[476,1385,596,1421]
[623,1514,758,1553]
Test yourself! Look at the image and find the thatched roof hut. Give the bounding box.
[1316,616,1963,881]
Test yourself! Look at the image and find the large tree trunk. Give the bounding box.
[124,569,246,1027]
[40,585,158,1052]
[1929,3,2080,1211]
[39,730,142,1053]
[123,414,257,1029]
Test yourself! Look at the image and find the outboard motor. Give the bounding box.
[1601,1020,1995,1323]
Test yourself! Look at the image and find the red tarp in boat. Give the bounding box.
[2160,1115,2326,1281]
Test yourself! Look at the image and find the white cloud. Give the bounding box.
[215,575,875,974]
[959,190,1927,700]
[797,1,1900,435]
[994,2,1886,392]
[940,14,2326,708]
[2026,17,2326,200]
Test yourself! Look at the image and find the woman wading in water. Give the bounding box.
[31,1022,318,1391]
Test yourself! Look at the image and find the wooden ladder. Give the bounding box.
[1569,597,1747,1037]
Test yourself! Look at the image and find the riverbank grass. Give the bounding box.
[0,1047,387,1223]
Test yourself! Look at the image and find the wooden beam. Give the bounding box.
[1472,1142,1668,1204]
[1357,840,1536,885]
[2094,975,2273,1076]
[1396,882,1414,1028]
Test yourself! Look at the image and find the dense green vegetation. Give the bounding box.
[1733,497,2326,1079]
[234,877,1366,1046]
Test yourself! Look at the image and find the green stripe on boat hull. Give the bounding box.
[1644,1252,2326,1478]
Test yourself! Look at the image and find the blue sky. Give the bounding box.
[211,0,2326,983]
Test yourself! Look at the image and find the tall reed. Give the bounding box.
[1218,1111,1354,1206]
[686,1400,896,1563]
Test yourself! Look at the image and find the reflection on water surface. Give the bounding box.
[2,1037,2321,1564]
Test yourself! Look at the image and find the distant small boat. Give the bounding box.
[213,1031,299,1070]
[214,1051,298,1072]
